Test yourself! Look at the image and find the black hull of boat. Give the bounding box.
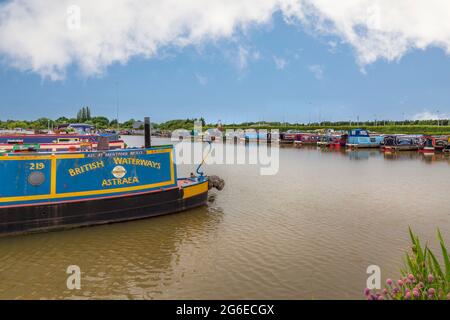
[0,187,208,237]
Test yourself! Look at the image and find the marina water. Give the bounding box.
[0,136,449,299]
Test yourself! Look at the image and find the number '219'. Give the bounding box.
[29,162,45,170]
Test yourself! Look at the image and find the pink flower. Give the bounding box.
[364,288,371,296]
[413,289,420,299]
[377,295,384,301]
[404,292,411,300]
[428,274,434,283]
[386,278,393,286]
[428,288,435,296]
[397,279,404,286]
[407,274,415,281]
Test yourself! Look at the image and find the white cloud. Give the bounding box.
[308,64,324,79]
[237,46,249,70]
[1,1,450,79]
[412,111,449,120]
[296,1,450,68]
[327,40,338,54]
[273,56,287,70]
[195,73,208,86]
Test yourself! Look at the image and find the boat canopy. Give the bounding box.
[68,124,95,134]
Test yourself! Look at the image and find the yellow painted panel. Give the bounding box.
[183,181,208,199]
[146,148,172,154]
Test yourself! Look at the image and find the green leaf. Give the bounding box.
[408,227,416,244]
[405,253,416,274]
[427,248,444,280]
[436,229,450,282]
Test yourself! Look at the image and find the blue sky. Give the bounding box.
[1,4,450,124]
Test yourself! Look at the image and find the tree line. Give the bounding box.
[0,107,208,131]
[1,106,449,132]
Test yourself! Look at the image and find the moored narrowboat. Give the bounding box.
[0,120,224,237]
[0,139,125,152]
[419,136,448,154]
[280,131,297,144]
[381,135,421,152]
[317,134,346,148]
[0,123,119,145]
[328,134,347,149]
[293,133,320,146]
[346,129,383,148]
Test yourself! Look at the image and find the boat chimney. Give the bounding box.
[144,117,151,148]
[97,136,110,151]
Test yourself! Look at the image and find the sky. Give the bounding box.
[1,1,450,124]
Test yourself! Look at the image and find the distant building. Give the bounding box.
[132,121,144,129]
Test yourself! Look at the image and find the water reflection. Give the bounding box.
[0,200,224,299]
[345,150,374,160]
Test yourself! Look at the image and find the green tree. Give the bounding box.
[55,117,69,124]
[109,119,118,127]
[76,106,92,122]
[91,116,110,129]
[122,119,136,129]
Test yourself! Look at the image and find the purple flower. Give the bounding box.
[428,274,434,283]
[392,287,399,294]
[364,288,371,296]
[404,292,411,300]
[386,278,393,286]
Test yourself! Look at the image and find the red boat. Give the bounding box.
[329,134,347,149]
[280,132,297,144]
[0,139,125,152]
[419,136,448,153]
[293,133,320,146]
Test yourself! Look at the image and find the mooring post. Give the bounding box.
[144,117,151,148]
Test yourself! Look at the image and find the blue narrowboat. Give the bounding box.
[0,121,224,237]
[346,129,383,148]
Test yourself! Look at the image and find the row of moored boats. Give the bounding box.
[279,129,450,153]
